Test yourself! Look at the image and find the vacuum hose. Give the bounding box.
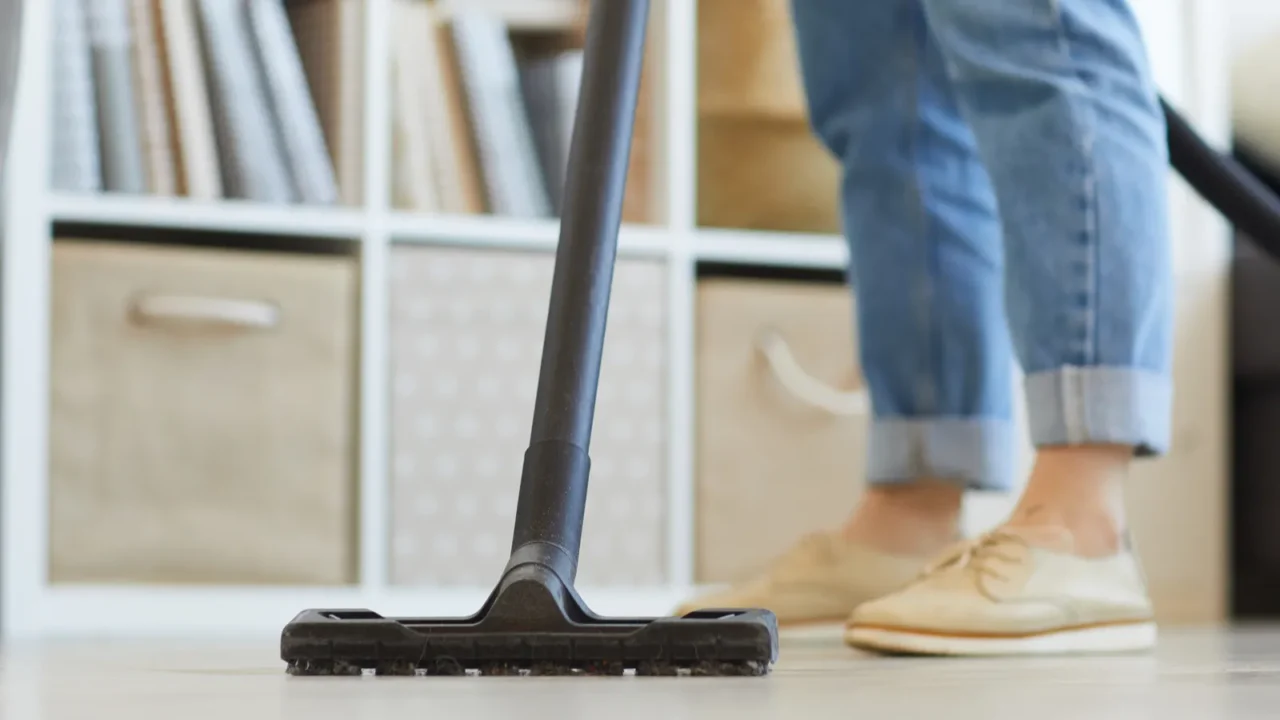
[1163,97,1280,253]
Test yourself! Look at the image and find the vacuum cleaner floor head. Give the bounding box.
[281,569,778,677]
[282,610,777,677]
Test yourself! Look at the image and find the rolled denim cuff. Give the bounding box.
[867,418,1021,492]
[1024,367,1172,456]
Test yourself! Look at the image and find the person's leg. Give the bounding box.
[847,0,1171,655]
[923,0,1172,553]
[797,0,1019,548]
[677,0,1017,626]
[803,0,1016,557]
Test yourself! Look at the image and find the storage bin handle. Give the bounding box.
[130,294,281,330]
[755,328,869,416]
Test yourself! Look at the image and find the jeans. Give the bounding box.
[789,0,1174,492]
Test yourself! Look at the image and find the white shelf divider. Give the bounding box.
[694,226,848,270]
[356,0,395,595]
[388,211,673,257]
[664,248,696,588]
[2,0,54,638]
[49,192,368,239]
[660,0,697,588]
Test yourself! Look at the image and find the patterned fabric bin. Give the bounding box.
[388,245,668,587]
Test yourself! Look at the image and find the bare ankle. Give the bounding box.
[842,480,964,557]
[1007,445,1132,557]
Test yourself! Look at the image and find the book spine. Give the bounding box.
[52,0,104,193]
[156,0,224,199]
[244,0,339,205]
[129,0,177,195]
[450,13,552,218]
[285,0,364,206]
[389,0,441,212]
[194,0,295,202]
[86,0,148,193]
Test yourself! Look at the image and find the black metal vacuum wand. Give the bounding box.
[510,0,646,592]
[280,0,779,677]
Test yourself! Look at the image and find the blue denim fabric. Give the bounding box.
[789,0,1174,491]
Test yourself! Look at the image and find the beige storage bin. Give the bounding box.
[698,0,807,119]
[48,240,359,585]
[696,0,839,233]
[388,245,667,587]
[698,116,841,233]
[695,276,866,583]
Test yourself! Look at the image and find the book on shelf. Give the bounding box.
[431,16,489,216]
[52,0,344,206]
[52,0,103,193]
[449,12,554,219]
[286,0,363,207]
[245,0,340,205]
[85,0,148,194]
[389,0,443,212]
[155,0,222,200]
[196,0,297,203]
[389,0,486,215]
[518,49,582,214]
[390,1,638,222]
[129,0,177,196]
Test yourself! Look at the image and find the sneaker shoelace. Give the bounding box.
[921,529,1029,584]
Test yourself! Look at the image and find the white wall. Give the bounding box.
[1229,0,1280,58]
[1227,0,1280,161]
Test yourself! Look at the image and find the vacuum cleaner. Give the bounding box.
[281,0,777,678]
[278,0,1280,677]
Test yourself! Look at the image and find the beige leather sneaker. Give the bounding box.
[674,531,929,631]
[844,527,1157,656]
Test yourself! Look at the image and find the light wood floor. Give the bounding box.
[4,627,1280,718]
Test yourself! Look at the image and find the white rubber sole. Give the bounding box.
[845,621,1158,657]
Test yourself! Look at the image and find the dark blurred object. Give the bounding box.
[1230,143,1280,619]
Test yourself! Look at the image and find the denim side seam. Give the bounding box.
[1047,1,1102,369]
[906,4,938,416]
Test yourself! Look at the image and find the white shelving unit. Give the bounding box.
[1,0,1231,638]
